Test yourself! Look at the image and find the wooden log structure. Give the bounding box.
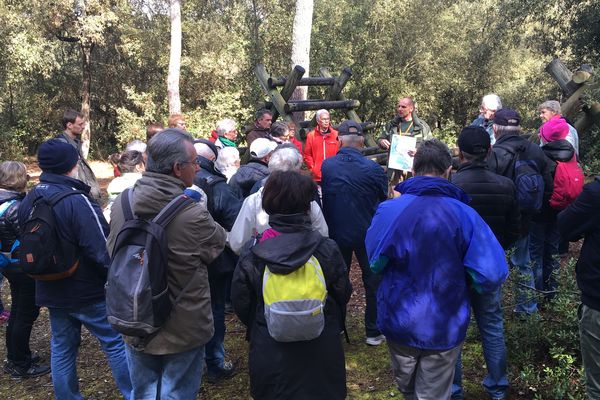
[545,58,582,98]
[268,76,336,88]
[284,99,360,113]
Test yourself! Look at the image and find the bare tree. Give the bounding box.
[290,0,314,121]
[168,0,182,114]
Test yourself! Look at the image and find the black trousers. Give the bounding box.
[4,271,40,369]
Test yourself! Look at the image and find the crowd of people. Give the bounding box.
[0,95,597,400]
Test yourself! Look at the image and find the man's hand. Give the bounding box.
[379,139,391,150]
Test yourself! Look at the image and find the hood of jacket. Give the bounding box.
[395,176,470,204]
[0,189,24,204]
[130,171,186,218]
[542,139,575,162]
[251,213,322,274]
[39,172,92,194]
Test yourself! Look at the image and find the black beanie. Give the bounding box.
[457,126,491,155]
[38,139,79,174]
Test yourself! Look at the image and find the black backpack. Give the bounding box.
[19,190,84,280]
[105,188,194,338]
[497,143,545,214]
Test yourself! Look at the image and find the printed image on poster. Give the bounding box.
[388,135,417,171]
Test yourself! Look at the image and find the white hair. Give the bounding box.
[126,139,147,153]
[538,100,561,114]
[481,94,502,111]
[268,146,303,172]
[194,142,216,161]
[315,109,330,122]
[216,118,237,136]
[215,146,240,180]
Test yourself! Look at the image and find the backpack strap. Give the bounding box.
[152,195,195,228]
[45,189,86,207]
[120,188,135,221]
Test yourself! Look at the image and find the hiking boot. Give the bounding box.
[365,334,386,346]
[206,361,235,384]
[3,360,16,375]
[11,363,51,379]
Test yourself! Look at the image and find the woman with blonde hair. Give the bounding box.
[0,161,50,378]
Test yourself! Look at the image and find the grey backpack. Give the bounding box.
[106,189,194,338]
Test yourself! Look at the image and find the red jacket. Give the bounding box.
[302,127,339,182]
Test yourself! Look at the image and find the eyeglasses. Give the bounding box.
[179,160,200,168]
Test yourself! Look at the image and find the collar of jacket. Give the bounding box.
[39,172,91,193]
[248,159,268,167]
[395,175,470,204]
[337,146,364,158]
[268,213,312,233]
[456,160,489,173]
[0,189,24,203]
[313,126,334,137]
[197,156,227,179]
[542,139,575,162]
[58,131,83,152]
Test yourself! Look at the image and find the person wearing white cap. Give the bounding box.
[229,138,277,198]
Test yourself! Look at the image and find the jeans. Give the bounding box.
[4,271,40,369]
[126,344,205,399]
[579,304,600,399]
[510,235,537,314]
[452,287,508,399]
[49,301,132,400]
[529,219,560,300]
[338,243,381,337]
[205,274,227,375]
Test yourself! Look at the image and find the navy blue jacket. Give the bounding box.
[18,173,110,309]
[321,147,388,248]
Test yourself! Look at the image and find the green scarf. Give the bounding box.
[219,137,236,147]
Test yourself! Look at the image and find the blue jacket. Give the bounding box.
[321,147,388,248]
[365,176,508,350]
[18,173,110,309]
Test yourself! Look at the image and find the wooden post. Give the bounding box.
[574,103,600,133]
[268,76,336,87]
[561,84,588,119]
[271,65,306,121]
[545,58,581,97]
[254,64,289,120]
[573,64,594,84]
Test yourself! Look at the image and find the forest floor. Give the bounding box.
[0,161,587,399]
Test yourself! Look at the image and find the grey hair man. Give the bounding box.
[108,128,226,399]
[321,120,388,346]
[488,109,553,317]
[229,145,329,255]
[303,109,339,183]
[471,93,502,144]
[215,118,238,149]
[538,100,579,154]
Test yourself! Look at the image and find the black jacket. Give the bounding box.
[232,213,351,400]
[194,157,242,277]
[558,177,600,311]
[489,133,554,233]
[451,161,521,248]
[0,190,25,274]
[228,160,269,199]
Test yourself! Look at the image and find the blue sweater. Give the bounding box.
[18,173,110,309]
[366,176,508,350]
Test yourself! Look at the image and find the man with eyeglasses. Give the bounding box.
[471,94,502,145]
[107,128,226,399]
[303,109,339,183]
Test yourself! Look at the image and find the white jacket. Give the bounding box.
[228,187,329,255]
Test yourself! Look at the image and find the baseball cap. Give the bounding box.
[250,138,277,159]
[337,120,364,136]
[493,108,521,126]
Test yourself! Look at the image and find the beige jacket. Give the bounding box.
[107,171,226,355]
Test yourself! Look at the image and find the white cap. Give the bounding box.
[250,138,277,159]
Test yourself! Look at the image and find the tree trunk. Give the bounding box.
[289,0,314,121]
[168,0,182,115]
[80,43,93,159]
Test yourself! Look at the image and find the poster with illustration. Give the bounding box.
[388,135,417,171]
